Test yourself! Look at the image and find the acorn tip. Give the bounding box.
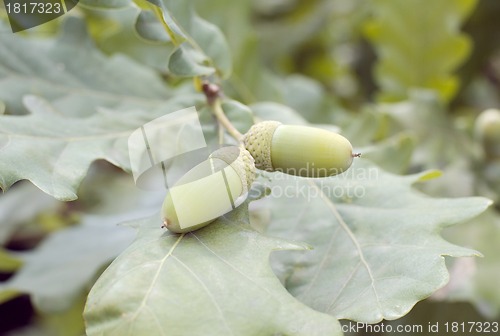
[161,218,171,229]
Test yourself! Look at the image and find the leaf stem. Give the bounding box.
[212,98,243,142]
[202,82,243,142]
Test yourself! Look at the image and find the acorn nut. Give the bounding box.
[243,121,358,177]
[161,146,255,233]
[475,108,500,159]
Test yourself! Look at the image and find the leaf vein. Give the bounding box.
[310,180,384,314]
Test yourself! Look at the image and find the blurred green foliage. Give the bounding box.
[1,0,500,335]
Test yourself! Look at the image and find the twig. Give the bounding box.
[202,82,243,142]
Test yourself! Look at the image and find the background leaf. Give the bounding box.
[166,13,232,78]
[0,213,137,313]
[134,9,171,42]
[364,0,477,103]
[137,1,232,78]
[0,182,59,244]
[358,133,416,174]
[82,5,174,72]
[0,163,165,314]
[167,43,215,77]
[80,0,133,9]
[439,208,500,318]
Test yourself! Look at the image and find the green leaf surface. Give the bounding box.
[167,43,215,77]
[0,95,201,200]
[379,90,474,168]
[134,9,171,42]
[359,133,416,174]
[187,14,232,78]
[0,163,167,314]
[221,99,254,134]
[251,159,491,323]
[0,248,23,273]
[79,0,133,9]
[0,17,171,116]
[364,0,477,103]
[0,181,59,244]
[227,37,284,103]
[166,15,232,78]
[142,0,188,43]
[385,300,500,336]
[140,1,232,78]
[0,289,21,306]
[250,102,309,125]
[440,208,500,318]
[187,0,253,73]
[84,5,174,71]
[337,118,378,153]
[84,207,342,336]
[0,212,139,313]
[0,17,205,199]
[281,75,340,124]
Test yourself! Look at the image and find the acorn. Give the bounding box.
[161,146,255,233]
[475,108,500,159]
[243,121,358,177]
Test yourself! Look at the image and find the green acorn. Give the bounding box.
[475,108,500,159]
[161,146,255,233]
[243,121,358,177]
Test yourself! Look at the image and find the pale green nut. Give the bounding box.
[243,121,358,177]
[475,108,500,159]
[161,146,255,233]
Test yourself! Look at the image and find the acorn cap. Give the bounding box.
[242,121,282,171]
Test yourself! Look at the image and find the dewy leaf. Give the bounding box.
[364,0,477,103]
[0,95,202,200]
[253,159,491,323]
[84,207,342,336]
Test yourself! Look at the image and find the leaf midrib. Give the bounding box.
[307,180,383,314]
[125,233,185,331]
